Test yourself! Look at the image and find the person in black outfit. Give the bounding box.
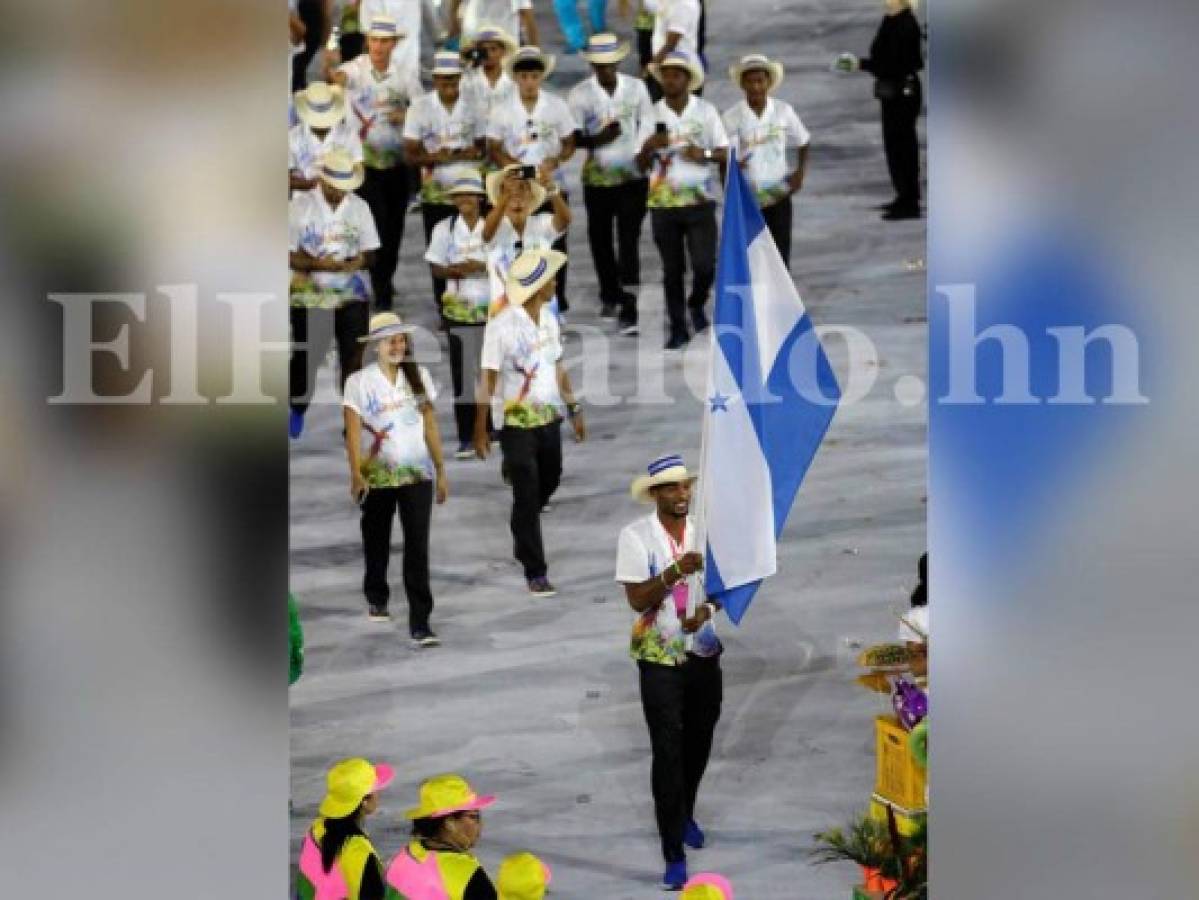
[292,0,329,91]
[837,0,924,220]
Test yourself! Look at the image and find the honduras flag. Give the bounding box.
[701,154,841,625]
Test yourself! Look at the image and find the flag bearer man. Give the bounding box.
[614,454,723,891]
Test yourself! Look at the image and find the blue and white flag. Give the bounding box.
[701,154,841,625]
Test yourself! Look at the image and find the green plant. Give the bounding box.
[809,814,896,874]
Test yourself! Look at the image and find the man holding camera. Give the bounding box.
[568,33,655,334]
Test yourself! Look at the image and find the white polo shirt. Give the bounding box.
[403,91,486,204]
[615,513,720,665]
[567,73,655,187]
[424,214,491,323]
[288,121,365,181]
[487,90,578,189]
[723,97,811,208]
[459,0,532,43]
[461,69,516,126]
[359,0,427,87]
[339,54,424,169]
[648,0,701,57]
[480,303,564,428]
[288,188,381,307]
[343,362,438,488]
[647,95,729,209]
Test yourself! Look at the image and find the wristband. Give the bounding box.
[703,601,718,619]
[567,401,582,417]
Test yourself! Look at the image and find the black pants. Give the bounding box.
[583,179,649,306]
[500,422,562,579]
[422,203,457,307]
[639,654,723,863]
[361,480,435,632]
[289,302,369,416]
[760,196,793,270]
[292,0,326,90]
[359,165,411,310]
[535,195,571,311]
[445,324,488,446]
[651,203,718,341]
[880,90,921,208]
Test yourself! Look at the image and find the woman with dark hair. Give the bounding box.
[343,312,448,647]
[836,0,924,220]
[297,758,395,900]
[385,774,499,899]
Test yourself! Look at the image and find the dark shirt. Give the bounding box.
[359,854,386,900]
[860,8,924,81]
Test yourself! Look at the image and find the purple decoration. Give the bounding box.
[892,678,928,730]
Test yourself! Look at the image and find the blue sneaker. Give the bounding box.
[288,409,305,440]
[663,860,688,891]
[683,819,705,849]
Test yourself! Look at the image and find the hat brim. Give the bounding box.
[631,470,697,503]
[464,30,519,57]
[730,59,784,92]
[430,67,465,78]
[505,54,556,79]
[319,165,365,193]
[485,168,547,210]
[404,794,497,820]
[582,44,631,65]
[649,60,705,92]
[506,250,567,307]
[365,28,408,39]
[295,90,348,129]
[373,763,396,792]
[318,762,394,818]
[358,323,416,343]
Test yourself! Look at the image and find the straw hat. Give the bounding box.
[404,774,497,820]
[464,24,519,57]
[447,170,487,196]
[485,164,547,210]
[581,32,631,65]
[294,81,348,129]
[729,53,784,92]
[430,49,465,77]
[357,311,416,343]
[650,49,705,92]
[630,453,697,503]
[505,45,556,79]
[682,874,734,900]
[319,758,395,819]
[364,15,405,39]
[318,148,365,192]
[497,852,553,900]
[506,249,567,307]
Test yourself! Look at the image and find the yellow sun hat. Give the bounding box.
[319,758,395,819]
[497,852,552,900]
[404,774,497,820]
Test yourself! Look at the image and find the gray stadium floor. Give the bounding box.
[291,2,926,896]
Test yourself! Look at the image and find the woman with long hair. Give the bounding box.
[296,757,394,899]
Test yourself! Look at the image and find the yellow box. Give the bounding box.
[869,793,927,838]
[874,715,927,810]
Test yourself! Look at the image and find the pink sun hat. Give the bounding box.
[404,773,497,819]
[682,873,734,900]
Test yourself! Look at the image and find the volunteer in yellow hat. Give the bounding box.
[497,852,553,900]
[384,774,498,899]
[296,757,395,899]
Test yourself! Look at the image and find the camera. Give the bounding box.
[518,165,538,180]
[464,46,486,67]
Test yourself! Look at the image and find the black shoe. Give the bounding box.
[368,604,391,622]
[619,288,638,304]
[882,205,921,221]
[411,628,441,648]
[690,307,710,334]
[501,461,511,485]
[618,305,639,335]
[664,333,689,352]
[600,302,620,320]
[557,297,571,313]
[874,198,901,210]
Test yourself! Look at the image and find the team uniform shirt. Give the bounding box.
[339,54,424,169]
[458,0,532,43]
[646,0,700,57]
[485,213,564,314]
[342,362,438,488]
[487,90,578,190]
[403,91,486,205]
[723,97,811,208]
[288,121,366,182]
[480,303,564,429]
[615,514,720,666]
[647,95,729,209]
[359,0,428,86]
[288,188,381,308]
[424,214,491,323]
[567,73,655,188]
